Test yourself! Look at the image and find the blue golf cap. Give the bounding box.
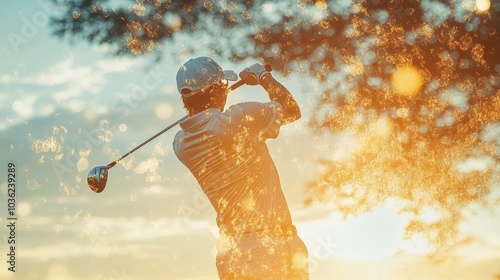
[176,57,238,97]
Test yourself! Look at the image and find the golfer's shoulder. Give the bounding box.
[172,130,184,144]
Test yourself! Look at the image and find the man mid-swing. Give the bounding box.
[173,57,309,279]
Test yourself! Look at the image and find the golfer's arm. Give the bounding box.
[260,74,301,124]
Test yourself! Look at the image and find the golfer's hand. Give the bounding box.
[239,63,271,85]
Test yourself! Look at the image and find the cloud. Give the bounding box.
[96,57,143,73]
[19,242,109,261]
[0,94,55,131]
[15,215,215,264]
[2,56,143,98]
[83,216,213,242]
[35,57,107,102]
[0,56,144,131]
[32,57,103,88]
[12,94,36,118]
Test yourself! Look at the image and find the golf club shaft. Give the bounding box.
[107,79,246,169]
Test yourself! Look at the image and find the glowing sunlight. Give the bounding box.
[390,66,423,97]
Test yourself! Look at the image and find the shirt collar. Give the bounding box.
[179,108,221,130]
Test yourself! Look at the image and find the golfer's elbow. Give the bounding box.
[282,102,301,124]
[261,75,301,123]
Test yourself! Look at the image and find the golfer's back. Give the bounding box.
[173,102,293,235]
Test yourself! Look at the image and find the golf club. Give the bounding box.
[87,65,271,193]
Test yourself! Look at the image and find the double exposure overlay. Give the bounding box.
[50,0,499,260]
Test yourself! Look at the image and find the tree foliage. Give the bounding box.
[50,0,500,260]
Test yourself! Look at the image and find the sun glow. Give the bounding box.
[391,66,423,97]
[475,0,490,12]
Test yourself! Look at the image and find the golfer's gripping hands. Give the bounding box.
[239,63,301,125]
[240,63,271,85]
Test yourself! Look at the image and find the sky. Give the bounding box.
[0,1,499,279]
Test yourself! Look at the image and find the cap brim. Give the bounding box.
[223,70,238,81]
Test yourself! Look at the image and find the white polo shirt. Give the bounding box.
[173,102,293,235]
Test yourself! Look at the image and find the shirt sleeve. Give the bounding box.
[225,102,283,141]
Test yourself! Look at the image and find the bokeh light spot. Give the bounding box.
[391,66,423,97]
[77,158,89,172]
[32,136,63,153]
[475,0,490,12]
[84,109,98,122]
[163,85,177,95]
[155,103,173,120]
[164,14,182,31]
[133,2,146,16]
[18,202,32,217]
[119,123,128,132]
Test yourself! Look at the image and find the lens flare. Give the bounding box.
[391,66,423,97]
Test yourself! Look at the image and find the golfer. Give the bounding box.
[173,57,309,279]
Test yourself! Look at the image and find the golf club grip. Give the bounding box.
[229,79,245,91]
[228,64,272,92]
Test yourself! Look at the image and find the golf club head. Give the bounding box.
[87,166,109,193]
